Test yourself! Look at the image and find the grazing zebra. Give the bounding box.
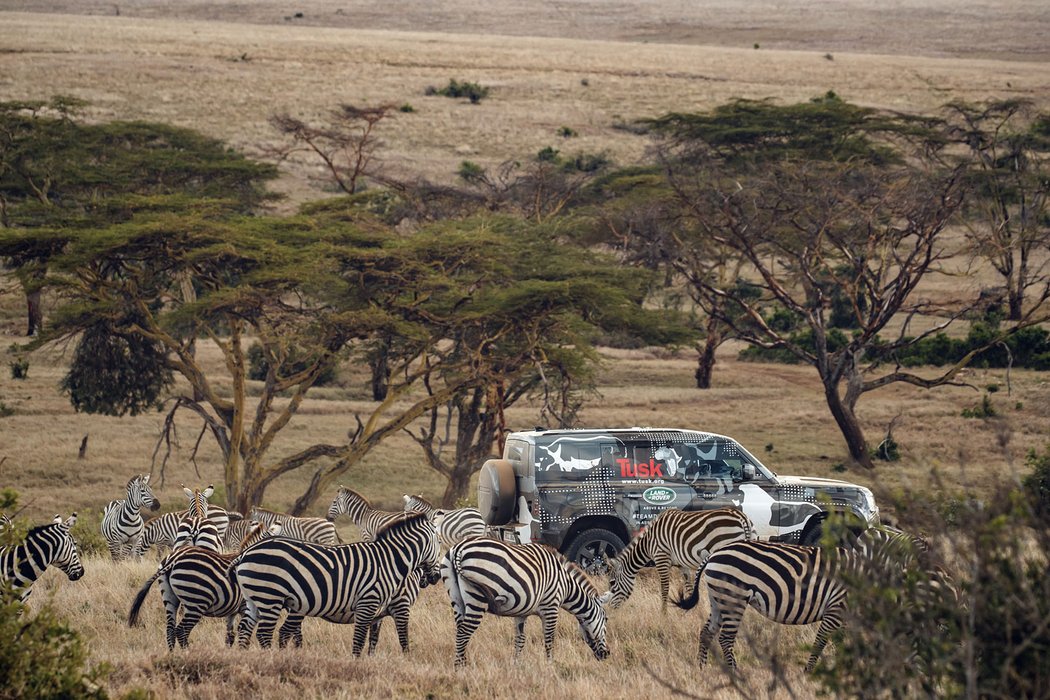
[327,487,403,542]
[604,508,754,612]
[128,521,281,649]
[442,537,610,667]
[101,474,160,560]
[233,512,441,654]
[675,526,938,672]
[1,514,84,603]
[248,507,339,545]
[402,494,487,548]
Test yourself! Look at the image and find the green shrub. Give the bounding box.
[398,103,415,113]
[9,359,28,380]
[428,79,490,104]
[1023,445,1050,526]
[558,126,578,138]
[0,593,109,699]
[961,394,996,418]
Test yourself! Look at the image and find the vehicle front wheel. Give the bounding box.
[565,529,626,575]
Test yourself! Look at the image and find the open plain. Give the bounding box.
[1,1,1049,697]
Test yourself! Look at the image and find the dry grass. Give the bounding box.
[0,9,1046,207]
[32,555,824,699]
[1,4,1048,696]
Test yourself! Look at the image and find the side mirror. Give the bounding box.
[742,464,755,481]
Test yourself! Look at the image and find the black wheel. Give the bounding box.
[800,519,824,546]
[565,529,626,575]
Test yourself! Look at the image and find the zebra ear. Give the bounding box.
[183,487,194,499]
[269,522,283,536]
[143,474,150,484]
[202,485,214,499]
[63,513,78,529]
[52,514,63,525]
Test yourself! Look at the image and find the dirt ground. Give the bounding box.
[3,0,1049,61]
[2,4,1047,206]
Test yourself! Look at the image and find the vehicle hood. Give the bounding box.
[778,475,867,491]
[776,475,878,519]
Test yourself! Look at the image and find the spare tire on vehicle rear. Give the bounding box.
[478,458,517,525]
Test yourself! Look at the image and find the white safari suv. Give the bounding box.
[478,427,879,571]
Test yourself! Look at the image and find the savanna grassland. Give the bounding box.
[1,2,1049,698]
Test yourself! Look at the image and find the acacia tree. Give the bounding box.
[942,99,1050,320]
[0,98,275,336]
[660,151,1050,467]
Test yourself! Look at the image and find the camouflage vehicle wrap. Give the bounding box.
[479,427,879,571]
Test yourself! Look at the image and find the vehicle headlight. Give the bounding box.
[859,487,878,520]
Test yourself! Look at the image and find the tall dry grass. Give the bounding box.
[29,554,824,699]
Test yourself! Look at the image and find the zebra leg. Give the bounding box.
[225,614,238,647]
[539,607,559,660]
[352,603,381,657]
[805,608,843,673]
[513,618,527,659]
[715,605,745,670]
[107,540,122,561]
[453,605,485,668]
[367,618,383,655]
[159,577,181,651]
[253,606,283,649]
[391,599,411,653]
[654,554,671,613]
[278,615,304,649]
[237,600,260,649]
[175,608,204,648]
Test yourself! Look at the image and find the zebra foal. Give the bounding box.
[327,487,404,541]
[442,538,609,667]
[233,512,441,654]
[1,513,84,603]
[101,474,160,560]
[402,494,487,548]
[604,508,754,611]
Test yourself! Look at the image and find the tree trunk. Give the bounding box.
[441,467,474,508]
[1007,286,1024,321]
[369,341,390,401]
[823,379,874,469]
[25,288,42,336]
[695,329,721,390]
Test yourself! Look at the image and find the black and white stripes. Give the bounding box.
[327,487,404,542]
[0,514,84,603]
[101,474,160,560]
[605,508,754,611]
[233,512,441,655]
[248,507,338,545]
[442,537,609,666]
[402,494,487,548]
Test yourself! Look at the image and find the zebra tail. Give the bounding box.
[673,561,708,611]
[127,565,168,627]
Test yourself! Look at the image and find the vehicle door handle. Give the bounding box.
[625,494,642,499]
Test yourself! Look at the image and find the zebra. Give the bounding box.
[136,512,182,558]
[327,486,403,542]
[101,474,160,560]
[233,511,441,654]
[137,504,241,557]
[442,537,610,667]
[402,494,487,548]
[1,513,84,603]
[172,485,223,552]
[128,521,281,650]
[603,508,754,612]
[674,526,939,672]
[248,507,339,545]
[274,568,426,655]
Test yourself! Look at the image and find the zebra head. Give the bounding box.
[128,474,160,512]
[327,486,366,522]
[50,513,85,582]
[182,484,215,518]
[402,494,437,518]
[568,564,609,661]
[238,519,282,550]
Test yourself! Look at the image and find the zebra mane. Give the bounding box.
[374,511,428,540]
[563,558,600,596]
[339,486,370,506]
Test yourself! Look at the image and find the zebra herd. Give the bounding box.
[1,477,952,672]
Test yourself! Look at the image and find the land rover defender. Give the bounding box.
[478,427,880,571]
